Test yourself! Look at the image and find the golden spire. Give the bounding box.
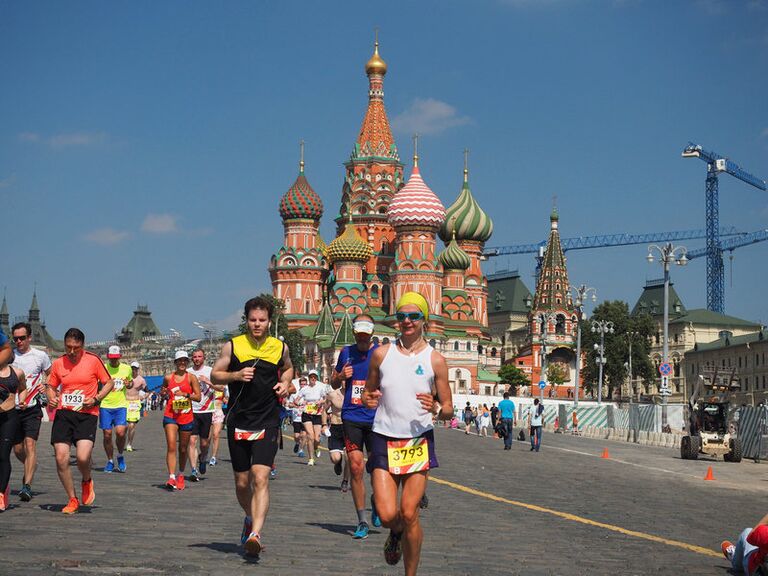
[463,148,469,184]
[413,134,419,168]
[365,29,387,76]
[299,139,305,173]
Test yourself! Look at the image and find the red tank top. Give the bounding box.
[164,372,194,424]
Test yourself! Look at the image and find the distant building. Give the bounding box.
[6,290,61,351]
[487,270,533,361]
[115,304,163,346]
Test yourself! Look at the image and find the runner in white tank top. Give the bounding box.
[363,292,453,576]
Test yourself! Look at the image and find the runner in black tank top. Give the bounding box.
[0,358,26,511]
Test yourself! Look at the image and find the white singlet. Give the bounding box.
[372,343,435,439]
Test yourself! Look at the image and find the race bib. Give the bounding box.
[350,380,365,406]
[305,403,319,415]
[113,378,124,391]
[62,392,85,411]
[172,395,192,412]
[128,401,141,412]
[386,437,429,475]
[234,428,266,441]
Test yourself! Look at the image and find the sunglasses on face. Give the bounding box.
[12,335,28,341]
[396,311,424,322]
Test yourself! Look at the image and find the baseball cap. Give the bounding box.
[174,350,189,361]
[130,361,140,368]
[353,320,374,334]
[107,345,121,359]
[308,369,319,377]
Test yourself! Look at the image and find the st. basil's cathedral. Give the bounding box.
[269,40,503,394]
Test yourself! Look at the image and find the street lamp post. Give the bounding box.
[591,320,614,404]
[570,284,597,407]
[647,242,688,430]
[536,311,559,402]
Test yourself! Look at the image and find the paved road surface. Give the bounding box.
[0,411,763,575]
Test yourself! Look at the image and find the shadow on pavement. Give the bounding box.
[307,484,343,492]
[38,503,96,513]
[305,521,364,536]
[188,542,260,564]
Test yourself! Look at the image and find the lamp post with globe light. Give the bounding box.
[591,320,614,404]
[570,284,597,407]
[647,242,688,430]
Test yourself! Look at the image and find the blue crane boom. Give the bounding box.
[482,226,743,257]
[682,143,767,313]
[685,229,768,261]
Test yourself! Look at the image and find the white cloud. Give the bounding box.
[217,308,244,331]
[48,131,107,148]
[761,127,768,138]
[142,213,179,234]
[391,98,471,136]
[84,227,129,245]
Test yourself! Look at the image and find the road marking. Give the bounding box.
[427,474,721,558]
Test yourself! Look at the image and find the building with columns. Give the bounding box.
[269,40,501,394]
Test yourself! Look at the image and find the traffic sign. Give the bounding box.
[539,380,547,390]
[659,375,671,396]
[658,363,672,376]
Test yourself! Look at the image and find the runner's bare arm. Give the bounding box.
[0,340,11,366]
[362,345,387,409]
[416,351,452,418]
[15,368,28,405]
[274,345,294,397]
[211,341,254,384]
[188,374,202,403]
[88,378,114,407]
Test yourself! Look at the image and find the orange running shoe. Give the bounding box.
[81,478,95,506]
[62,497,80,514]
[176,475,185,491]
[0,489,6,512]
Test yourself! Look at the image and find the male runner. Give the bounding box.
[187,349,222,481]
[287,376,307,457]
[331,313,381,539]
[208,383,228,467]
[211,296,294,556]
[11,322,52,501]
[125,361,147,451]
[100,346,132,472]
[47,328,114,513]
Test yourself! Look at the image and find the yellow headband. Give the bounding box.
[396,292,429,321]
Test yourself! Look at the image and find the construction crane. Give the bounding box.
[682,143,767,313]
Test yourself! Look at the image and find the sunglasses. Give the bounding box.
[395,311,424,322]
[12,335,28,341]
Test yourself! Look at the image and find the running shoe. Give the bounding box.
[117,455,126,473]
[165,477,177,491]
[0,490,5,512]
[383,530,403,565]
[244,532,262,557]
[293,443,299,454]
[307,459,315,466]
[371,495,382,528]
[176,475,186,491]
[199,456,207,475]
[81,478,95,506]
[19,484,33,502]
[126,444,133,452]
[419,492,429,509]
[190,468,201,482]
[104,460,114,473]
[315,448,322,459]
[334,460,342,476]
[209,456,217,467]
[62,497,80,514]
[340,479,349,493]
[353,521,370,539]
[240,517,253,545]
[297,449,305,458]
[721,541,735,562]
[270,468,277,479]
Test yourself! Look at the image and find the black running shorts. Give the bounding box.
[51,410,98,445]
[14,404,43,443]
[343,419,374,454]
[227,426,280,472]
[191,412,213,437]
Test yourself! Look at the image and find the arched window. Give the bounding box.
[491,347,497,357]
[371,285,379,300]
[555,314,566,335]
[304,300,310,315]
[478,344,484,354]
[372,336,380,345]
[466,342,471,351]
[382,286,390,309]
[382,337,390,345]
[381,240,389,253]
[454,341,459,351]
[429,339,436,348]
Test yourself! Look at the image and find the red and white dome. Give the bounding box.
[387,165,446,229]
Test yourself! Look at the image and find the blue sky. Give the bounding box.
[1,0,767,341]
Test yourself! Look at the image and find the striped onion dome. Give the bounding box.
[439,230,471,270]
[387,163,446,229]
[279,163,324,221]
[326,220,372,264]
[438,168,493,243]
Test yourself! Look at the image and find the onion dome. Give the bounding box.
[387,156,446,229]
[439,230,471,271]
[278,149,324,220]
[438,164,493,243]
[326,217,373,264]
[365,39,387,76]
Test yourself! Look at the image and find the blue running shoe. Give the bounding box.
[270,468,277,479]
[104,460,114,473]
[240,517,252,545]
[297,449,305,458]
[353,522,370,539]
[117,456,126,473]
[199,457,207,475]
[371,495,382,528]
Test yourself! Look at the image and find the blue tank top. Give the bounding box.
[336,343,378,424]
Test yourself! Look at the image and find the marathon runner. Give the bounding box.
[160,350,201,491]
[187,349,223,481]
[208,383,228,467]
[100,345,132,473]
[10,322,52,502]
[298,369,327,466]
[211,296,294,557]
[0,351,26,511]
[125,361,147,452]
[330,313,380,538]
[325,385,349,484]
[363,293,453,575]
[0,329,11,366]
[287,376,307,458]
[46,328,114,514]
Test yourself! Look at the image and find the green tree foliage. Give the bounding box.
[498,363,530,395]
[238,293,306,374]
[578,300,654,399]
[546,363,567,386]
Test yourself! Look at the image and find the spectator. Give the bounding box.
[490,403,499,433]
[497,393,516,451]
[463,402,473,435]
[478,404,491,437]
[528,398,544,452]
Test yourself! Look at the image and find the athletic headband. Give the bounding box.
[353,320,374,334]
[396,292,429,321]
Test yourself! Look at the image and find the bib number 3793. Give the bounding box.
[386,437,429,475]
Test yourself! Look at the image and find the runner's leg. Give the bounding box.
[165,424,178,476]
[54,442,76,499]
[103,428,114,461]
[371,469,402,531]
[178,430,191,473]
[303,421,315,461]
[399,471,428,576]
[75,439,94,484]
[249,464,271,534]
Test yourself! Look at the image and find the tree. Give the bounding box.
[578,300,654,400]
[498,363,530,395]
[546,363,567,386]
[238,293,306,374]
